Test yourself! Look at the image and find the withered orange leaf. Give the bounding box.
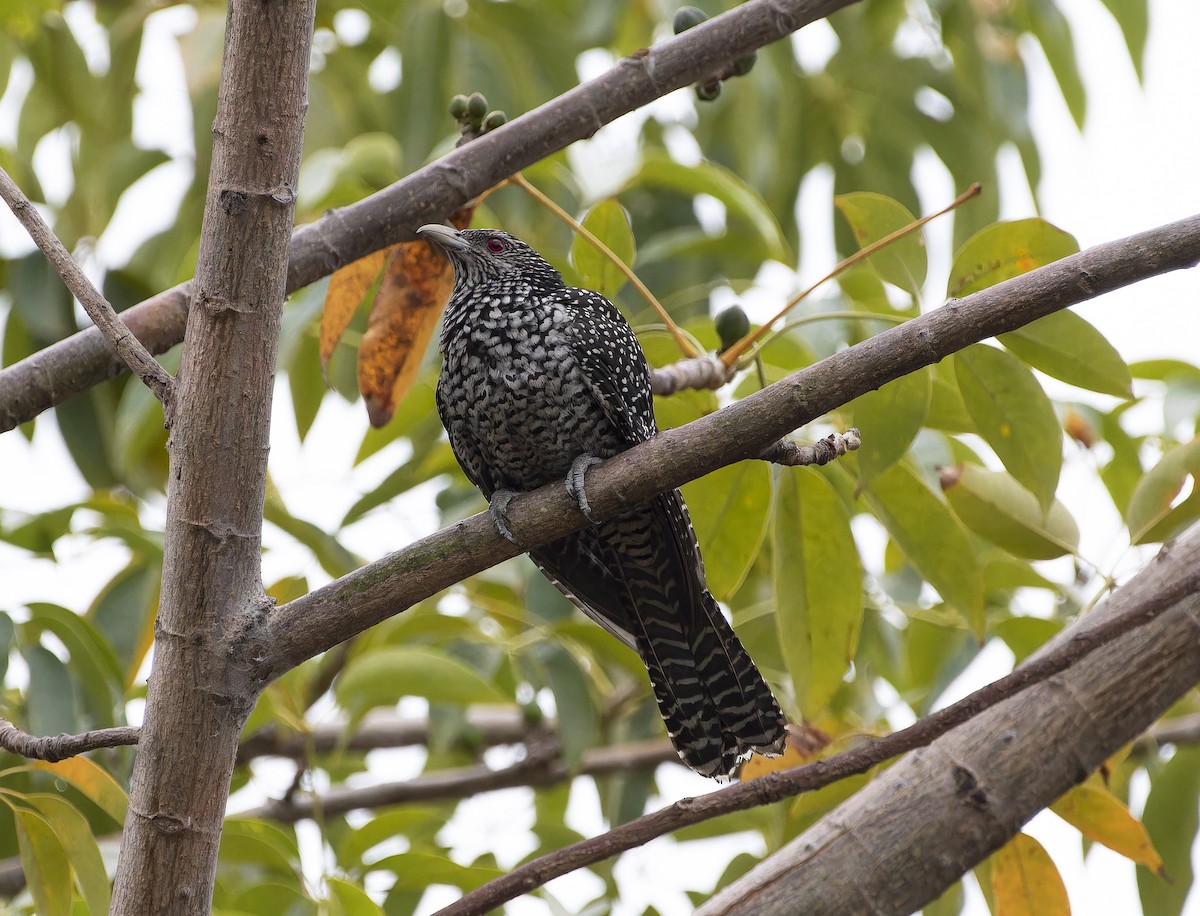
[319,244,396,380]
[358,206,474,427]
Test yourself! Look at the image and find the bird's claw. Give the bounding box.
[489,489,524,547]
[566,454,603,524]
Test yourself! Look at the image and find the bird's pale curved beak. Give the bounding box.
[417,223,471,251]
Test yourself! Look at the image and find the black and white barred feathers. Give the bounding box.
[420,224,787,778]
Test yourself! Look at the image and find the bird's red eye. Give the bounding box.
[486,237,505,253]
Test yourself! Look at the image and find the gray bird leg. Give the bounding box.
[566,454,603,523]
[488,489,523,546]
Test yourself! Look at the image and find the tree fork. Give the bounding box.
[108,2,315,913]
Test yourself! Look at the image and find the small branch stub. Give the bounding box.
[0,166,175,407]
[0,719,140,762]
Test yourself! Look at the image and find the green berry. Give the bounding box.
[732,51,757,76]
[715,305,751,352]
[672,6,707,34]
[482,110,508,132]
[466,92,488,123]
[449,94,469,120]
[695,80,721,102]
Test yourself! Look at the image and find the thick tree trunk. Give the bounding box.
[108,2,314,913]
[699,531,1200,915]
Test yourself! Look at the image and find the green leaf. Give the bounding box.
[25,794,111,915]
[851,367,932,483]
[524,643,596,768]
[571,198,635,299]
[26,603,124,725]
[1026,2,1086,128]
[863,463,985,636]
[263,486,360,578]
[1139,745,1200,916]
[13,807,71,916]
[334,647,510,717]
[325,876,384,916]
[1129,359,1200,383]
[943,465,1079,560]
[999,311,1133,398]
[772,468,863,716]
[1125,439,1200,544]
[378,851,502,892]
[0,611,12,682]
[630,151,789,262]
[681,461,771,601]
[1098,0,1148,78]
[948,219,1079,298]
[22,645,79,737]
[88,560,160,686]
[955,345,1062,510]
[992,615,1063,665]
[833,192,926,294]
[219,819,301,882]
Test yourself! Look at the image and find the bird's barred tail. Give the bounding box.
[636,587,787,778]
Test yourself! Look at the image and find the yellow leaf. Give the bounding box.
[31,757,128,826]
[739,722,830,781]
[990,833,1070,916]
[1051,783,1165,875]
[320,245,395,375]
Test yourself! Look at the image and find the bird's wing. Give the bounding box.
[552,287,657,447]
[435,371,499,497]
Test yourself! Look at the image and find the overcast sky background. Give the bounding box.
[0,0,1198,912]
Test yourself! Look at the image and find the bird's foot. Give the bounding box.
[489,489,524,547]
[566,454,603,524]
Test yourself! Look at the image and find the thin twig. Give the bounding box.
[0,167,174,406]
[719,183,982,368]
[0,719,139,762]
[509,171,697,357]
[436,547,1200,916]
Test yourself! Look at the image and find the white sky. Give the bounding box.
[0,0,1198,913]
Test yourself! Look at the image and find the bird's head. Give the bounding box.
[418,225,563,290]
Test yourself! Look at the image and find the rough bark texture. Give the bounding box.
[0,0,857,433]
[108,2,314,913]
[258,213,1200,674]
[699,535,1200,915]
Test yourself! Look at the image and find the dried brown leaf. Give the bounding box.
[358,207,474,426]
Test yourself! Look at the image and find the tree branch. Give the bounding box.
[241,737,677,823]
[439,529,1200,916]
[108,0,315,911]
[236,707,538,763]
[1147,712,1200,747]
[699,544,1200,915]
[0,167,174,406]
[0,719,139,761]
[0,0,858,433]
[254,213,1200,677]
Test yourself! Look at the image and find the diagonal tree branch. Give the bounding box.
[698,547,1200,915]
[254,213,1200,678]
[440,528,1200,916]
[0,167,174,406]
[0,0,859,433]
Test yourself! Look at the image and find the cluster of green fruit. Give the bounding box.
[448,92,508,135]
[672,6,758,102]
